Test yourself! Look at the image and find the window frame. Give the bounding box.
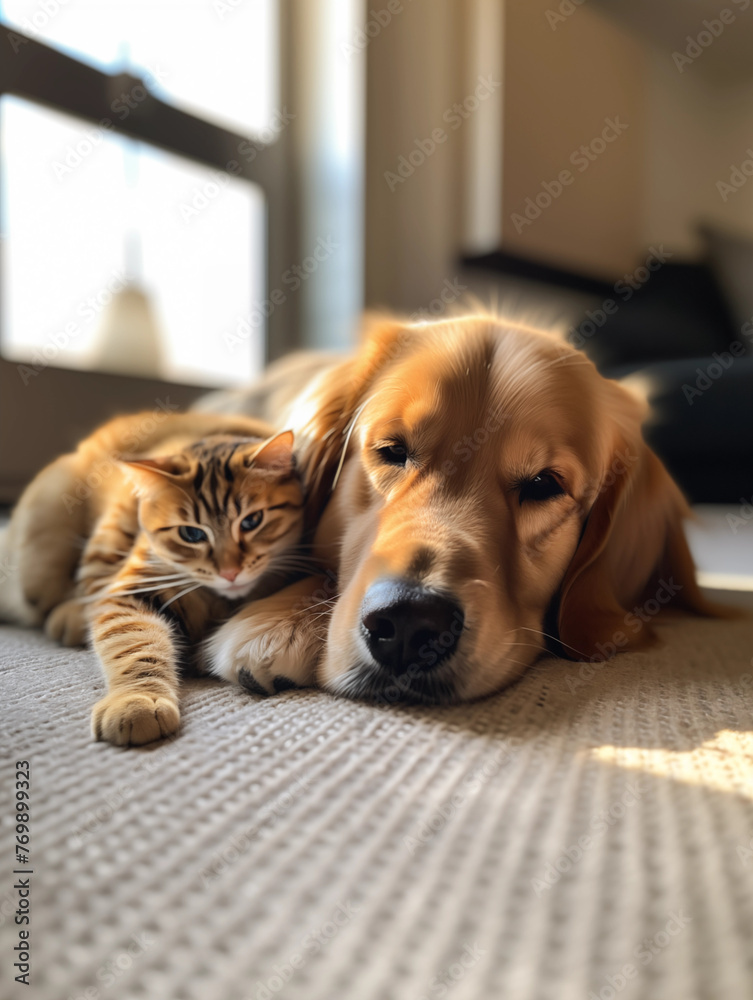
[0,23,293,503]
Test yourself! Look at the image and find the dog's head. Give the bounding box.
[299,315,713,704]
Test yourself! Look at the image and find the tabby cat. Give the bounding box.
[0,411,304,746]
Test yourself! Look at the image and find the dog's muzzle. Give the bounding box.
[359,579,465,676]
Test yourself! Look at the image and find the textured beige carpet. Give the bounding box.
[1,610,753,1000]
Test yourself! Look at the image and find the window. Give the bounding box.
[1,0,279,135]
[1,96,265,387]
[0,4,284,500]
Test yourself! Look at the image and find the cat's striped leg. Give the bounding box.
[45,499,138,647]
[90,594,182,746]
[204,575,332,695]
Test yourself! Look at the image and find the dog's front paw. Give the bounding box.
[45,598,89,647]
[205,578,330,696]
[206,617,310,695]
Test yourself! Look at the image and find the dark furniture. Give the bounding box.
[463,245,753,504]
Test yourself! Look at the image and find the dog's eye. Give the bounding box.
[519,472,565,504]
[376,442,408,467]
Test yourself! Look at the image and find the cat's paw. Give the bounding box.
[45,599,89,647]
[91,691,180,746]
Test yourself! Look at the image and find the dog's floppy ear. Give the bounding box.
[557,382,722,662]
[298,315,411,516]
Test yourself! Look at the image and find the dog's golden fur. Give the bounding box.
[205,313,722,704]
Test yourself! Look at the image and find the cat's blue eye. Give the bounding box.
[240,511,263,531]
[179,525,208,543]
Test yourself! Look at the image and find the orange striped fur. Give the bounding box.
[1,411,304,745]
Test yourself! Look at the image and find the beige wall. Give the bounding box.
[365,0,648,307]
[365,0,465,312]
[501,0,647,279]
[501,2,753,266]
[364,0,506,313]
[644,50,753,255]
[364,0,753,312]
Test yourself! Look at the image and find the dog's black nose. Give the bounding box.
[360,579,464,675]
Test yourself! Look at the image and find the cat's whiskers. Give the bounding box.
[305,596,339,611]
[269,552,323,566]
[107,582,193,599]
[160,583,204,611]
[103,578,189,594]
[109,573,188,586]
[306,611,335,625]
[75,577,193,604]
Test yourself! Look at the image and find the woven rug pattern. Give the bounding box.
[1,615,752,1000]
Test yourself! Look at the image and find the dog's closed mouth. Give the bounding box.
[328,660,460,706]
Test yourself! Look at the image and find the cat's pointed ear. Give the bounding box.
[244,430,296,472]
[120,454,191,480]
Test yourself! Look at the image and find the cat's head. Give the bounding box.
[122,431,304,599]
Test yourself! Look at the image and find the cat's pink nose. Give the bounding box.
[220,568,240,582]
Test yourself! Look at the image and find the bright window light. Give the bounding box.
[1,96,265,387]
[0,0,279,137]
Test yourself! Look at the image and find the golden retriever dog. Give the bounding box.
[202,314,720,704]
